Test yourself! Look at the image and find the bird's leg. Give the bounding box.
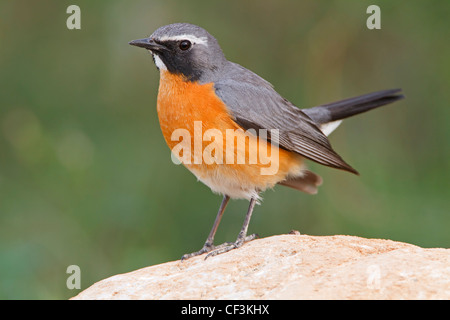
[181,195,230,261]
[205,197,258,260]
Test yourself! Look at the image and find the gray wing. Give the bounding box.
[213,62,358,174]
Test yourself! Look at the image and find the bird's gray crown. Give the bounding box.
[148,23,227,82]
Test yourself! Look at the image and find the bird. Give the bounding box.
[129,23,404,260]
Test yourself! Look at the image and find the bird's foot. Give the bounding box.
[204,234,258,260]
[181,234,258,261]
[181,242,230,261]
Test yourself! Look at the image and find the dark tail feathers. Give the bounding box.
[303,89,405,124]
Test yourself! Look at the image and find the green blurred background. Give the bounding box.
[0,0,449,299]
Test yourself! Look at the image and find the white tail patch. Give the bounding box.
[320,120,342,136]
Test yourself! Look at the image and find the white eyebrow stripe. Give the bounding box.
[158,34,208,46]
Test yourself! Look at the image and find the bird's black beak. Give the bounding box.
[129,38,167,52]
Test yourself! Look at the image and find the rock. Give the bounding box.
[71,234,450,300]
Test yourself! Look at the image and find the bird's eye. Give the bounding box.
[179,40,192,51]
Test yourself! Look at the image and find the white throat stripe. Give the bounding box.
[159,34,208,46]
[153,54,167,71]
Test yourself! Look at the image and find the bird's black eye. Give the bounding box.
[179,40,192,51]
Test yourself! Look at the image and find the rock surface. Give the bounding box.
[72,234,450,300]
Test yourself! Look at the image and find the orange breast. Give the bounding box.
[156,71,304,199]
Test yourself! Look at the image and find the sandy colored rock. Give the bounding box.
[72,235,450,300]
